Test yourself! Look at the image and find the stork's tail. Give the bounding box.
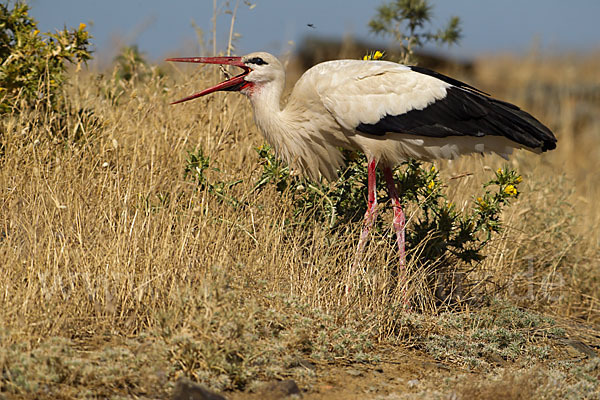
[486,96,557,152]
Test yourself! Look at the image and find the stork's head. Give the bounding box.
[166,51,283,104]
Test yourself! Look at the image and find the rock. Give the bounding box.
[171,378,228,400]
[407,379,420,388]
[566,339,598,358]
[346,368,364,377]
[288,359,316,371]
[259,379,302,399]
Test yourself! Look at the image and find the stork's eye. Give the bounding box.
[246,57,268,66]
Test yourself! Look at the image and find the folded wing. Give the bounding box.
[317,61,556,152]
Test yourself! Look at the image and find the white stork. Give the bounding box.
[167,52,556,294]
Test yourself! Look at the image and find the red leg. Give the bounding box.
[347,158,378,295]
[383,167,408,306]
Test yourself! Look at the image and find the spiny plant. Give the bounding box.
[0,1,92,114]
[184,147,243,207]
[368,0,461,64]
[254,144,523,270]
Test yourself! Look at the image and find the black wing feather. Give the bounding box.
[408,65,490,96]
[356,67,557,152]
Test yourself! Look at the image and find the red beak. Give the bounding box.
[166,56,250,104]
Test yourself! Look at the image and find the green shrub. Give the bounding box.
[254,145,522,269]
[0,1,92,114]
[368,0,461,63]
[184,147,242,207]
[114,45,150,83]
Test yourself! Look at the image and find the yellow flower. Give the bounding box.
[363,50,384,61]
[497,168,503,175]
[430,165,436,172]
[33,29,40,36]
[477,197,487,207]
[515,175,523,184]
[428,181,435,190]
[79,23,86,31]
[504,185,517,196]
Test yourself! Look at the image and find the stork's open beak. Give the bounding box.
[166,56,250,104]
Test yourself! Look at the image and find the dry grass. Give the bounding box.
[0,51,599,398]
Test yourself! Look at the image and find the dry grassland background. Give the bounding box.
[1,49,599,398]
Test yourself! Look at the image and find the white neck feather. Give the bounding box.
[247,80,293,161]
[246,76,346,181]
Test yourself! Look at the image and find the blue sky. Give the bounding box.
[29,0,600,62]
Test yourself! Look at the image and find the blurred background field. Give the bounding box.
[1,1,599,398]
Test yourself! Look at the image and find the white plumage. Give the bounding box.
[167,51,555,181]
[283,59,448,179]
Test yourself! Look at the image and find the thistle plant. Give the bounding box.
[254,145,523,271]
[254,146,370,228]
